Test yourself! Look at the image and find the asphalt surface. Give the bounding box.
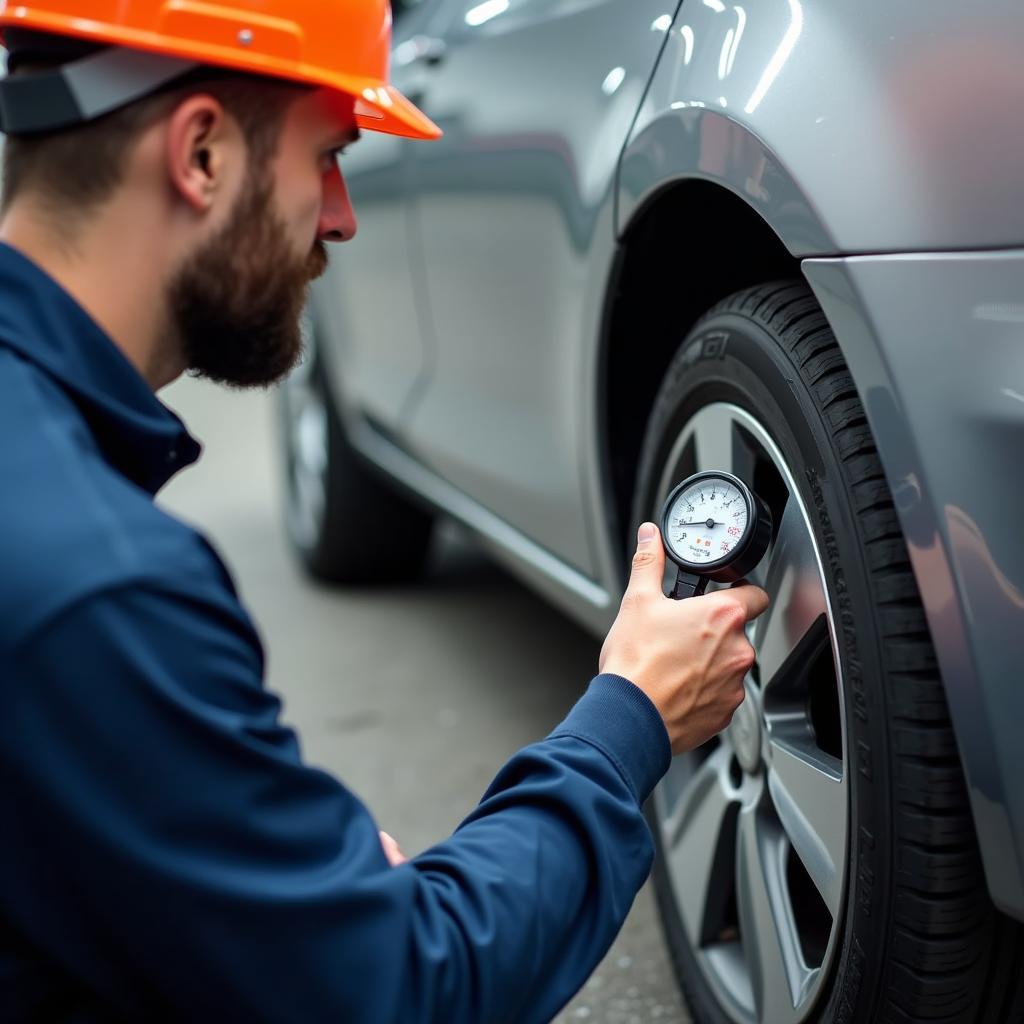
[159,374,691,1024]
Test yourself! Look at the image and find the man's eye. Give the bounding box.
[321,148,348,173]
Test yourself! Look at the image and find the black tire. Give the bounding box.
[632,281,1024,1023]
[278,316,434,585]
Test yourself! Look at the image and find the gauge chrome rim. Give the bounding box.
[652,402,848,1024]
[281,310,328,551]
[661,471,764,577]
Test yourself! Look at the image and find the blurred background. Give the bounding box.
[158,374,689,1024]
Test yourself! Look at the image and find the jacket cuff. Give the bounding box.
[548,674,672,803]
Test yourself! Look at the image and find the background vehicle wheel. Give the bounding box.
[632,281,1024,1023]
[278,310,434,584]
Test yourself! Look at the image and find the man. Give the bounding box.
[0,3,768,1021]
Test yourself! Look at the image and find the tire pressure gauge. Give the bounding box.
[660,471,773,599]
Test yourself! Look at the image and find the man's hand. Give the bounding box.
[599,523,769,755]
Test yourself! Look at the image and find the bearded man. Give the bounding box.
[0,5,767,1021]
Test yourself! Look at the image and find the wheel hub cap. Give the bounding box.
[730,687,762,774]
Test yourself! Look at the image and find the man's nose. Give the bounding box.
[319,162,358,242]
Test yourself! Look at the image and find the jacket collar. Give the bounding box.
[0,242,200,495]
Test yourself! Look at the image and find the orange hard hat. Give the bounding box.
[0,0,440,140]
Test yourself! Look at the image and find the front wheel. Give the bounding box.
[633,281,1021,1023]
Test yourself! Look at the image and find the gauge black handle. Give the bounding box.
[670,569,708,600]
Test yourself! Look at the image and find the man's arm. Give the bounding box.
[2,581,668,1023]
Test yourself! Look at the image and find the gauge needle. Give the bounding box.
[678,520,724,527]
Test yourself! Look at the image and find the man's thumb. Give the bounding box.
[628,522,664,592]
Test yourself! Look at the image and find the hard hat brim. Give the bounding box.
[352,82,441,141]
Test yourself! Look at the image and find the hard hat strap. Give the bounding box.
[0,46,199,135]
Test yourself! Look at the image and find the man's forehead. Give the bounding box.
[300,87,359,140]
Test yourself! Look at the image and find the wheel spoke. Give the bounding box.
[663,746,739,947]
[692,403,738,476]
[291,460,324,545]
[736,804,806,1023]
[767,737,845,918]
[296,402,328,477]
[753,496,827,689]
[285,386,328,548]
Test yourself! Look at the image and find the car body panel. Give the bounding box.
[399,0,680,577]
[312,129,424,427]
[314,0,450,427]
[348,414,614,625]
[620,0,1024,255]
[804,252,1024,919]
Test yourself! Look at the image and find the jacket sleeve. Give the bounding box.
[2,581,671,1024]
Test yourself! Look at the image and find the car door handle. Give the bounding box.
[394,35,448,68]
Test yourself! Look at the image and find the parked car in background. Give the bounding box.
[277,1,1024,1020]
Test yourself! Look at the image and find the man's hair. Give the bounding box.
[1,62,304,214]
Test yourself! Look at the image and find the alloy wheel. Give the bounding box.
[652,402,848,1024]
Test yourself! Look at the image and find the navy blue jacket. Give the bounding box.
[0,242,672,1023]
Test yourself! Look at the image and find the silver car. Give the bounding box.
[278,1,1024,1020]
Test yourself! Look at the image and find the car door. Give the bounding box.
[403,0,680,576]
[315,0,446,430]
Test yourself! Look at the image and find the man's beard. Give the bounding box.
[170,168,328,388]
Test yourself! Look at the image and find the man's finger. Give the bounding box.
[380,830,408,867]
[724,581,770,621]
[626,522,665,596]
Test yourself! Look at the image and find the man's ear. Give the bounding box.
[164,94,241,213]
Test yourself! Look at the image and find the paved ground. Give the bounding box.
[159,375,690,1024]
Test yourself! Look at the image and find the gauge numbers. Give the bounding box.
[667,476,749,566]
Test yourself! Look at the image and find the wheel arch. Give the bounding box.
[600,178,800,572]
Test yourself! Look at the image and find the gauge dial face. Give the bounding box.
[665,475,750,567]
